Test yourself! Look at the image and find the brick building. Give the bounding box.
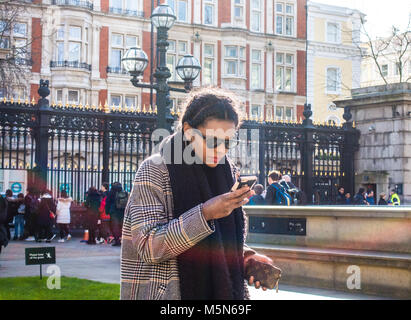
[3,0,307,121]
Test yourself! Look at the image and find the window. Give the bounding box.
[285,106,293,121]
[56,89,63,103]
[68,90,79,104]
[394,62,401,76]
[109,33,138,72]
[327,22,340,43]
[13,22,28,64]
[275,106,294,121]
[168,0,188,22]
[275,106,284,120]
[125,96,137,107]
[276,52,294,92]
[381,64,388,77]
[204,0,215,25]
[326,67,341,94]
[234,0,245,22]
[0,20,10,49]
[251,105,262,119]
[276,2,294,36]
[68,26,81,62]
[251,49,262,89]
[110,95,121,107]
[111,34,123,69]
[251,0,262,32]
[224,45,246,77]
[167,40,187,81]
[266,106,273,121]
[203,44,215,85]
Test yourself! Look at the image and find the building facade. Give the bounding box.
[361,37,411,88]
[1,0,308,123]
[307,1,363,125]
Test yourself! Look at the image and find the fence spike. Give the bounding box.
[85,102,90,110]
[51,101,56,107]
[10,97,14,104]
[149,105,153,113]
[31,97,36,105]
[154,105,158,114]
[79,102,83,110]
[25,97,29,105]
[2,97,6,103]
[104,100,110,113]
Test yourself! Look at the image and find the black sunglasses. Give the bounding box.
[194,131,239,149]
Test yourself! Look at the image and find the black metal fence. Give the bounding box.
[0,80,359,204]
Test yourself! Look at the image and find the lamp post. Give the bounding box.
[122,4,201,132]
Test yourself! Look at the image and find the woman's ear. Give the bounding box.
[183,122,194,142]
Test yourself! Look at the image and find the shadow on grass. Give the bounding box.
[0,276,120,300]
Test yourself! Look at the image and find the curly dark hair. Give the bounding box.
[178,87,244,131]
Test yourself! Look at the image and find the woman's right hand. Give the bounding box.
[202,186,252,221]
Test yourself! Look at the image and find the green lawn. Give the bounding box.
[0,276,120,300]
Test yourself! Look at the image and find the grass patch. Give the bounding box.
[0,276,120,300]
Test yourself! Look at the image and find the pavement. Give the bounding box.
[0,235,389,300]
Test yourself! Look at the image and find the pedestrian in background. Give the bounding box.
[345,192,352,205]
[0,194,9,255]
[23,188,39,241]
[84,186,101,245]
[265,170,292,206]
[37,189,56,242]
[248,184,266,205]
[56,190,72,243]
[336,186,346,205]
[5,189,18,240]
[97,182,111,244]
[353,188,367,205]
[378,193,388,205]
[106,182,127,246]
[14,193,25,240]
[366,190,375,205]
[389,189,401,206]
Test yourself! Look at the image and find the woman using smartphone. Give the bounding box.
[121,87,279,300]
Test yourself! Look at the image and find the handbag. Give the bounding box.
[245,258,282,292]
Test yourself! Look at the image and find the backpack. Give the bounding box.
[115,191,128,210]
[271,183,292,206]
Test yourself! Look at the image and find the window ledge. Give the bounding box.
[221,75,247,80]
[277,90,297,95]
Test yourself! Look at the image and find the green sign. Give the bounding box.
[25,247,56,266]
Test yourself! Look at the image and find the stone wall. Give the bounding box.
[335,83,411,204]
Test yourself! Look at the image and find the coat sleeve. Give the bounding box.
[126,159,215,264]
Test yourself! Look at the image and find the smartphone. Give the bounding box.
[231,175,258,192]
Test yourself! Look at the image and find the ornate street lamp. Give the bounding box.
[122,4,201,131]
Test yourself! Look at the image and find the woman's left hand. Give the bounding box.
[244,253,273,291]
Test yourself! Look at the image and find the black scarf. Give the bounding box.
[161,131,245,300]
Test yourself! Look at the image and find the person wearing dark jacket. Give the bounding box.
[23,188,39,241]
[335,186,346,205]
[37,190,56,242]
[353,188,367,205]
[5,189,18,240]
[106,182,126,246]
[378,193,388,205]
[0,194,9,255]
[84,186,101,245]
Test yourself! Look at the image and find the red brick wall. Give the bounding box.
[142,31,155,83]
[296,105,304,122]
[30,84,40,103]
[99,90,108,106]
[101,0,109,12]
[31,18,42,73]
[297,0,307,39]
[99,26,109,79]
[297,50,306,97]
[246,0,250,30]
[217,40,222,86]
[32,0,42,3]
[141,92,151,108]
[219,0,231,27]
[246,44,250,90]
[245,101,250,117]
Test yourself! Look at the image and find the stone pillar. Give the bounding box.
[335,83,411,205]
